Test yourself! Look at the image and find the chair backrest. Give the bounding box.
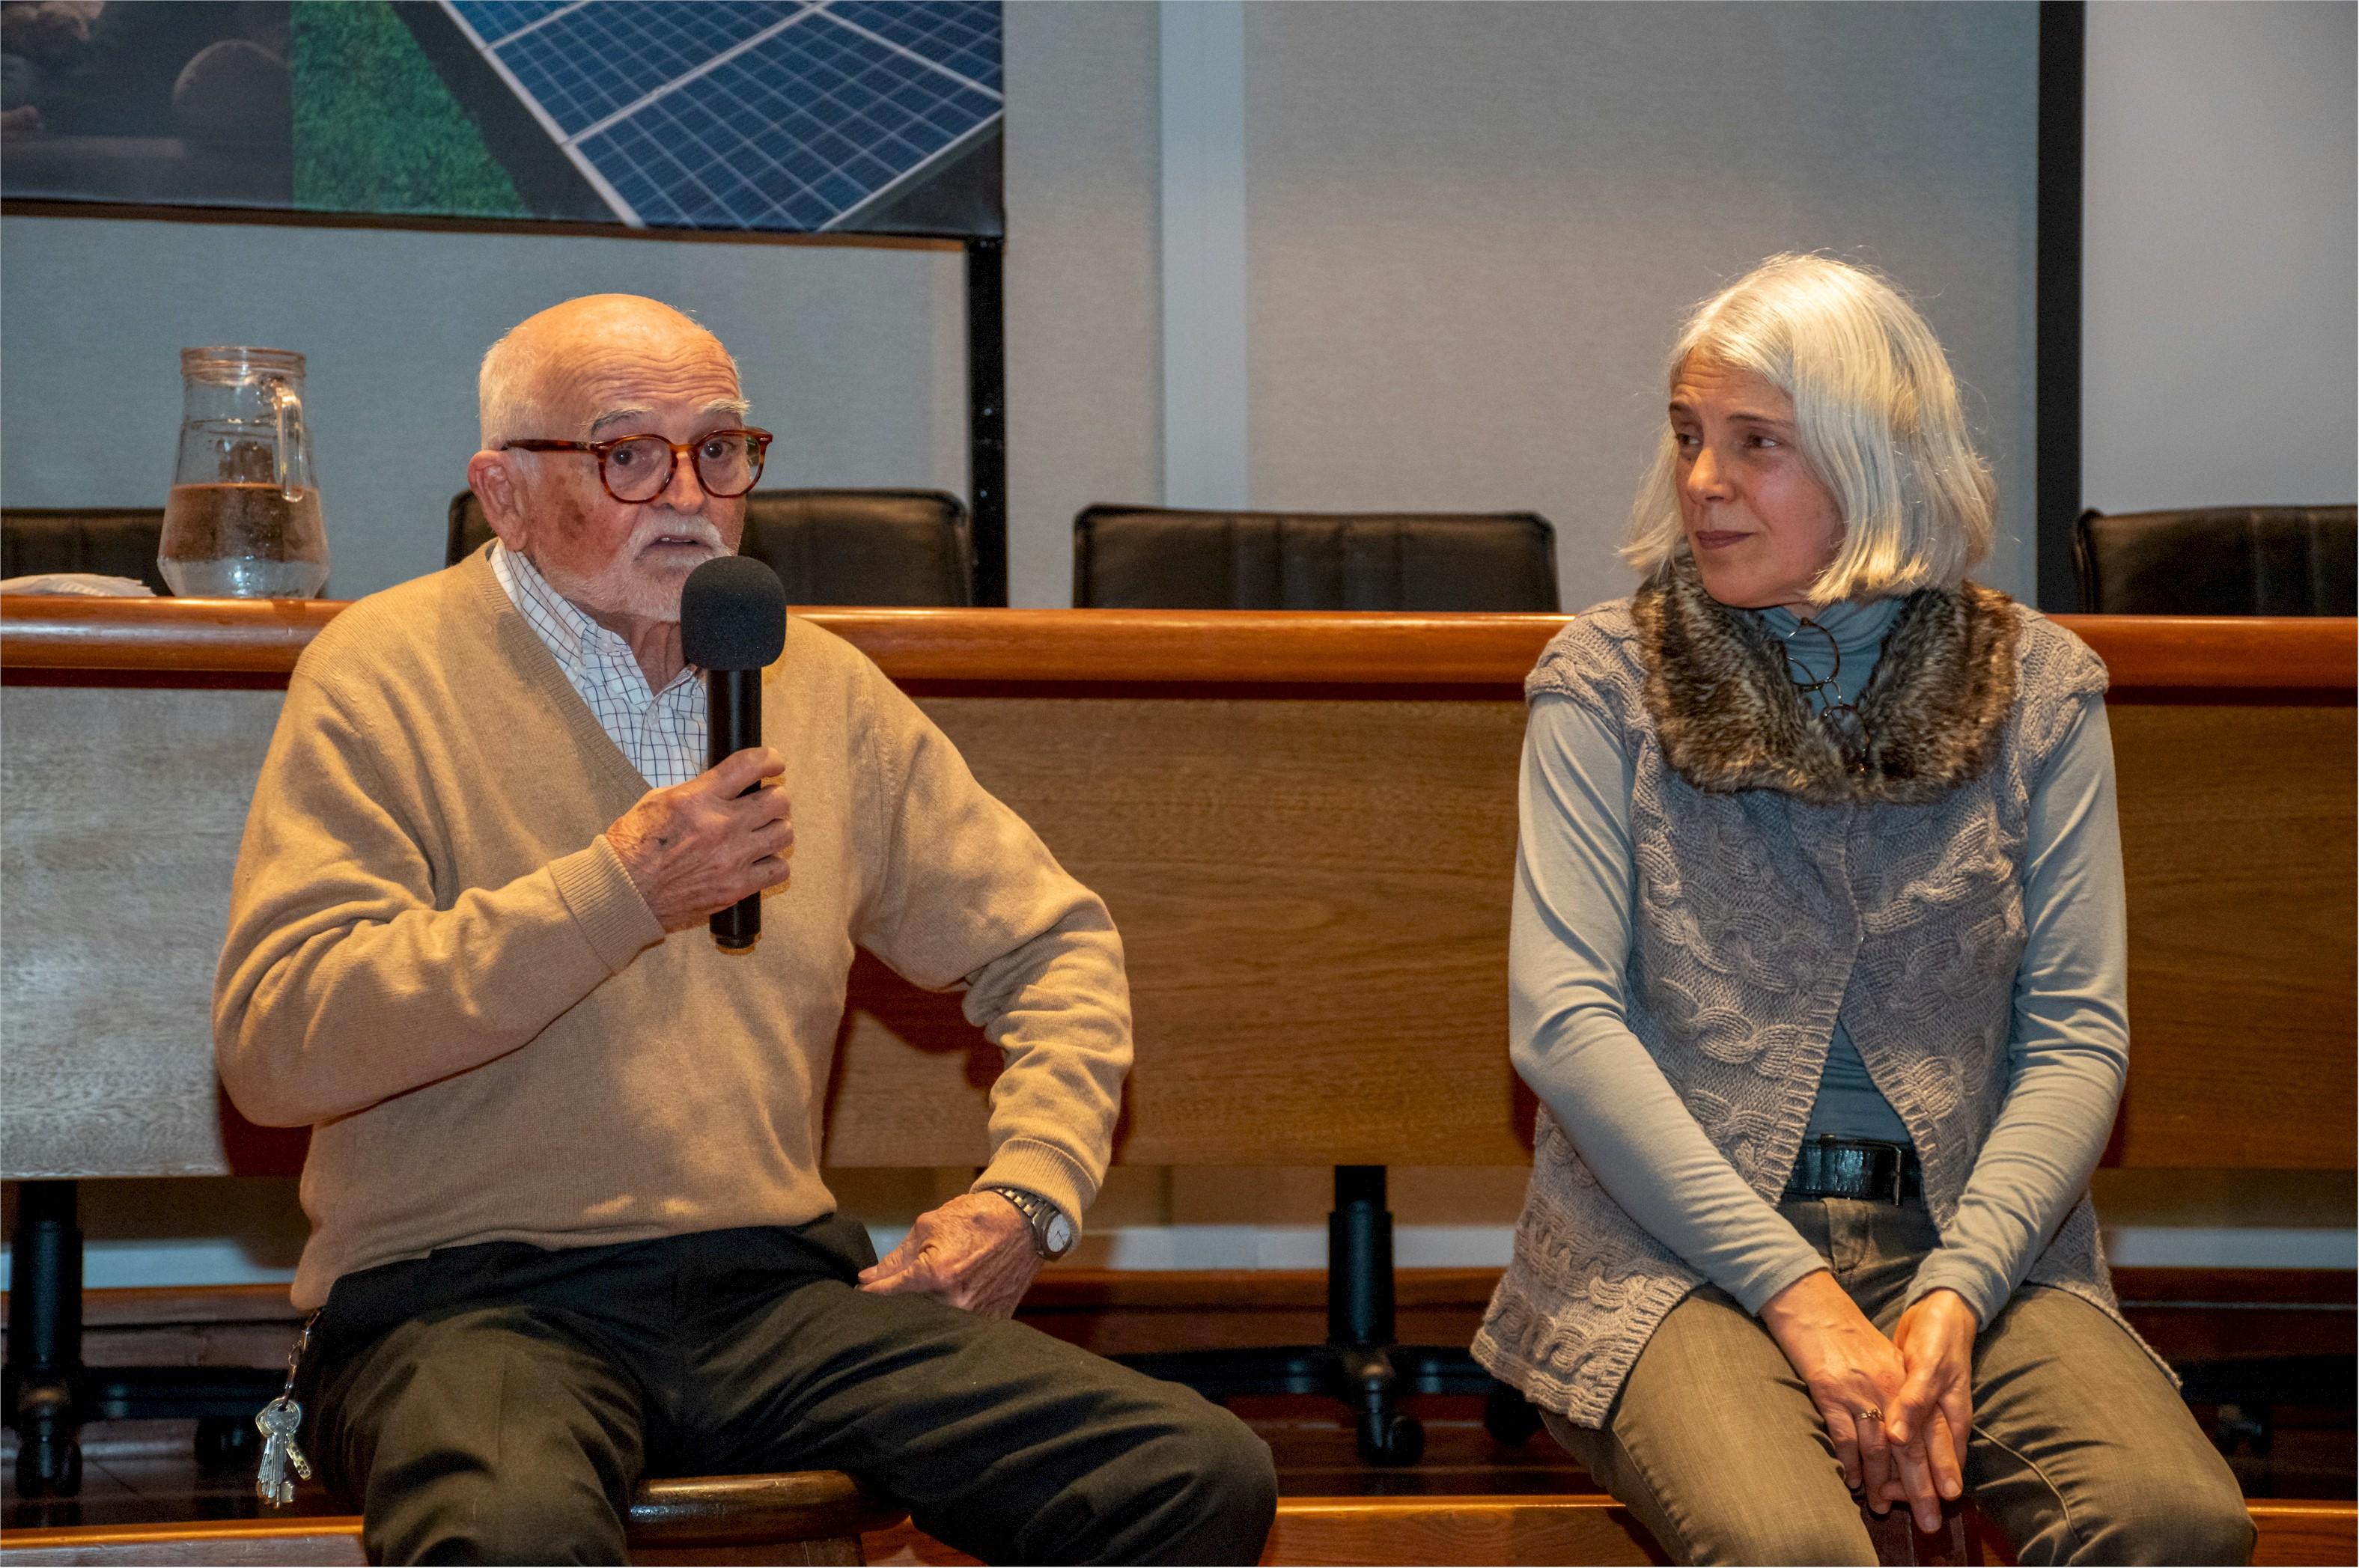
[2073,505,2357,615]
[1072,505,1561,612]
[1,507,171,594]
[448,489,976,607]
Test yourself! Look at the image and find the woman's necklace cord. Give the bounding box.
[1775,617,1870,766]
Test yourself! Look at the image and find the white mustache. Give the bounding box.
[630,515,725,555]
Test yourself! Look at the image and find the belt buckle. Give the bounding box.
[1808,1136,1908,1204]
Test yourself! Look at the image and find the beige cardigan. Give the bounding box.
[214,552,1130,1309]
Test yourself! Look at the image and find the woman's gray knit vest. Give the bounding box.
[1472,559,2149,1427]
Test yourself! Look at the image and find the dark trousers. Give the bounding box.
[301,1218,1276,1567]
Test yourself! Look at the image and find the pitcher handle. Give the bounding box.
[271,382,309,503]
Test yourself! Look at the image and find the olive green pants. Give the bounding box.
[1546,1197,2253,1567]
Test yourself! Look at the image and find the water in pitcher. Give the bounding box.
[158,482,330,598]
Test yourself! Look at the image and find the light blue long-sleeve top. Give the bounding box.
[1509,596,2131,1327]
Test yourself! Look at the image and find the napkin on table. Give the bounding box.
[0,573,156,597]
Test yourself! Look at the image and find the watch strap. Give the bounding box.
[984,1184,1071,1259]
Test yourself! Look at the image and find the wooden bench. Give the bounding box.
[4,598,2352,1564]
[7,1496,2357,1566]
[0,1471,904,1565]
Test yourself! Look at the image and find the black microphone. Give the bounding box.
[681,555,788,951]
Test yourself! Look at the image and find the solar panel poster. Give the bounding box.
[0,0,1005,237]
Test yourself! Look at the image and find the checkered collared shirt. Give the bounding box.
[490,543,707,789]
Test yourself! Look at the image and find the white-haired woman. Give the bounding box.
[1472,255,2252,1565]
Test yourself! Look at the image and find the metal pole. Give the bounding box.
[964,236,1008,605]
[1327,1165,1397,1349]
[2036,0,2086,611]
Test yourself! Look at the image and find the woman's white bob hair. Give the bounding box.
[1623,254,1997,604]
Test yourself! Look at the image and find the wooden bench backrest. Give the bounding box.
[4,602,2350,1178]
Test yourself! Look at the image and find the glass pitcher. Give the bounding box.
[158,347,329,597]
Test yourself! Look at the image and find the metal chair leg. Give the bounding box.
[1328,1166,1422,1466]
[6,1180,86,1499]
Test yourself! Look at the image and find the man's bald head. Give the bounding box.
[478,294,745,448]
[466,294,756,641]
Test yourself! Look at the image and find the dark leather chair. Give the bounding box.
[1,507,170,594]
[1071,502,1560,1465]
[1074,504,1560,611]
[450,488,976,606]
[2073,505,2356,615]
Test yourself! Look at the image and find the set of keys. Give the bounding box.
[255,1311,320,1507]
[255,1397,311,1506]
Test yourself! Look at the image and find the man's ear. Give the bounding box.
[466,448,530,549]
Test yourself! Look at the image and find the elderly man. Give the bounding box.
[213,295,1276,1566]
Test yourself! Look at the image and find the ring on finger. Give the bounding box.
[1854,1406,1883,1424]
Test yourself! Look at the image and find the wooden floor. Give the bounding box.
[6,1394,2354,1566]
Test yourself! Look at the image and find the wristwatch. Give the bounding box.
[984,1185,1075,1260]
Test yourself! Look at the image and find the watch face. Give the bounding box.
[1043,1210,1075,1256]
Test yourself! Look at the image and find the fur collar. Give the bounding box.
[1630,554,2019,805]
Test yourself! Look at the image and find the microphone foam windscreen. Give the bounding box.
[681,555,788,671]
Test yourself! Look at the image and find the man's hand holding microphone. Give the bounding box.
[605,748,792,932]
[605,555,792,941]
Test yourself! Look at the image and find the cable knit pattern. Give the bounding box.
[1473,558,2150,1427]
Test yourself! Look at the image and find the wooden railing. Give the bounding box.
[3,599,2352,1179]
[4,595,2352,688]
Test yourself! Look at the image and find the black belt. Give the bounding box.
[1784,1136,1922,1204]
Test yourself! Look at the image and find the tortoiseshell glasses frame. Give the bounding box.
[502,428,774,503]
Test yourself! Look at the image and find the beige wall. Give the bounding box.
[1001,0,1163,608]
[0,219,968,599]
[1238,1,2041,607]
[2081,0,2358,513]
[996,1,2046,609]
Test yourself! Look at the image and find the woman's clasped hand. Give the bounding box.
[1759,1271,1978,1534]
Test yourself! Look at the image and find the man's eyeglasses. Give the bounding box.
[503,429,774,504]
